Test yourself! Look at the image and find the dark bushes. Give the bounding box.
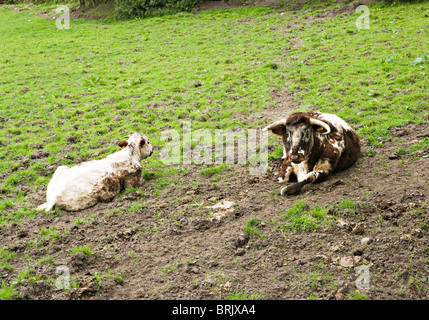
[114,0,204,19]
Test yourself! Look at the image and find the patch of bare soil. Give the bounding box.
[194,1,283,13]
[1,118,428,300]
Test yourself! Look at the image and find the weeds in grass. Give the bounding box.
[38,227,61,244]
[278,200,329,233]
[0,280,19,300]
[348,291,369,300]
[0,248,15,272]
[71,245,94,256]
[243,217,264,239]
[227,290,262,300]
[200,164,228,177]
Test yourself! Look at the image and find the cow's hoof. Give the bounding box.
[277,176,287,184]
[280,184,301,196]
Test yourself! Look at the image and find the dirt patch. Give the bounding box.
[194,0,283,13]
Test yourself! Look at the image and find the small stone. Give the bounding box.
[352,223,365,235]
[235,248,245,256]
[113,115,122,121]
[336,283,350,300]
[361,237,372,245]
[335,292,344,300]
[339,256,354,268]
[234,234,250,248]
[411,229,423,238]
[73,251,86,261]
[400,234,412,241]
[223,281,231,291]
[331,245,341,252]
[388,153,401,160]
[337,219,350,230]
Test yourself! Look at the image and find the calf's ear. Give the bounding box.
[118,141,128,149]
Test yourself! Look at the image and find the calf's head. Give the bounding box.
[118,133,153,160]
[263,113,331,164]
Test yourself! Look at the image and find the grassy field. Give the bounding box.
[0,1,428,300]
[1,2,427,220]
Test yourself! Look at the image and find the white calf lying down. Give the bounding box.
[37,133,153,212]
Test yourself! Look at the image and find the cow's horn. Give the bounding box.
[262,119,287,132]
[309,118,331,134]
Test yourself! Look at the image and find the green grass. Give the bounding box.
[127,201,145,213]
[0,248,15,272]
[278,200,329,232]
[348,290,369,300]
[200,164,228,177]
[243,217,264,239]
[227,290,262,300]
[71,245,94,256]
[335,198,368,216]
[38,227,61,243]
[0,1,428,229]
[0,280,19,300]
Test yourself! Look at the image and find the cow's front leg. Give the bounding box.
[277,159,293,184]
[280,159,332,195]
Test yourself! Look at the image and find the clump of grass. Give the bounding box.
[200,164,228,177]
[127,201,145,213]
[0,248,15,272]
[348,291,369,300]
[93,269,124,290]
[334,198,368,216]
[278,200,328,233]
[0,280,19,300]
[227,290,262,300]
[38,227,61,243]
[71,245,94,256]
[0,263,39,300]
[74,213,98,225]
[0,200,14,210]
[243,217,264,239]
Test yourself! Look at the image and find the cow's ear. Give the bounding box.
[262,119,287,137]
[313,125,328,133]
[118,141,128,149]
[270,124,287,137]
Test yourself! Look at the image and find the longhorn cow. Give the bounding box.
[263,111,361,195]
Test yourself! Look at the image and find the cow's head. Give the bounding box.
[118,133,153,160]
[263,112,331,164]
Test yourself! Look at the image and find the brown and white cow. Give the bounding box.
[263,111,360,196]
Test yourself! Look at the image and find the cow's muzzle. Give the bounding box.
[290,154,304,164]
